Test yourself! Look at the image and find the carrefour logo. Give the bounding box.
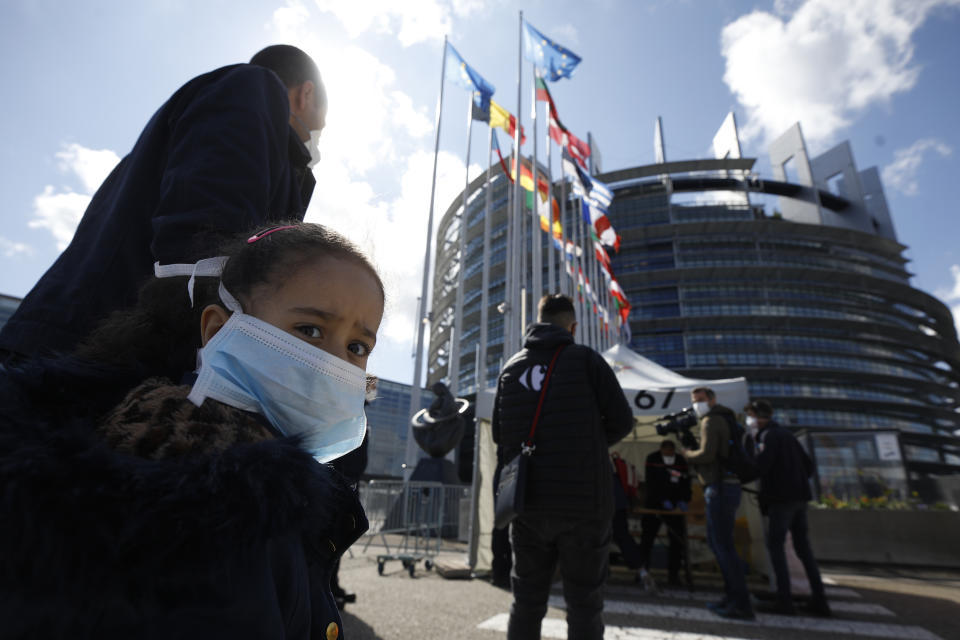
[518,364,547,392]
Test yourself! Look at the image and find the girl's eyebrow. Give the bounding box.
[288,306,378,343]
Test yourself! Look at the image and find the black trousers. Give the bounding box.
[611,508,643,569]
[508,515,611,640]
[638,513,686,578]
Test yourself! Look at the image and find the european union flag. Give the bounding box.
[446,43,495,113]
[523,21,582,81]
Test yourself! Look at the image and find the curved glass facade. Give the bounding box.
[429,135,960,501]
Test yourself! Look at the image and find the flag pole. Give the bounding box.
[545,116,555,294]
[571,196,582,343]
[450,92,474,397]
[530,65,542,305]
[478,124,493,395]
[512,10,524,352]
[560,169,569,297]
[405,35,448,480]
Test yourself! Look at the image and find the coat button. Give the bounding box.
[326,621,339,640]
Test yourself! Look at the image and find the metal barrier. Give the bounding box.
[358,480,468,576]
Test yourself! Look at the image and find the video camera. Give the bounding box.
[654,407,699,449]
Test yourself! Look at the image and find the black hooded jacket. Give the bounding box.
[749,420,814,511]
[0,63,315,359]
[0,359,364,639]
[492,323,634,520]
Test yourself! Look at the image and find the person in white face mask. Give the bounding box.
[0,223,382,639]
[679,387,754,620]
[636,439,692,589]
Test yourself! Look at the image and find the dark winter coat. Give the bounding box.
[492,323,634,520]
[643,451,692,509]
[0,63,315,359]
[0,360,364,640]
[683,404,740,486]
[749,420,814,511]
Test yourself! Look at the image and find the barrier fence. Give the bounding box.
[358,480,469,576]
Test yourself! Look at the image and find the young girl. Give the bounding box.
[0,223,383,640]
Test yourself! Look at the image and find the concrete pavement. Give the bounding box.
[335,541,960,640]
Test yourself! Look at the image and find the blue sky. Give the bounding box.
[1,0,959,385]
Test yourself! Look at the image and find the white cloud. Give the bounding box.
[881,138,952,196]
[311,0,488,46]
[0,236,32,258]
[937,264,960,336]
[721,0,960,148]
[268,1,482,370]
[29,143,121,250]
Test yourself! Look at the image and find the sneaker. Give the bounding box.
[639,570,659,593]
[713,605,756,621]
[803,599,832,617]
[756,600,795,615]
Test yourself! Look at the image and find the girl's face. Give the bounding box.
[204,256,383,370]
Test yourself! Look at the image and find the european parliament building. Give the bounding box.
[428,116,960,505]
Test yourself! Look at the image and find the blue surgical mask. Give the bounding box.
[186,284,367,462]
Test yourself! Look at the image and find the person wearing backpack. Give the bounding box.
[679,386,754,620]
[744,400,831,617]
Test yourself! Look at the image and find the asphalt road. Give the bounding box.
[335,541,960,640]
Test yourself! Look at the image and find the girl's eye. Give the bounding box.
[297,325,322,339]
[348,341,371,357]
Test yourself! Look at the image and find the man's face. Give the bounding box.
[691,391,709,405]
[305,79,327,133]
[661,445,676,459]
[290,79,328,140]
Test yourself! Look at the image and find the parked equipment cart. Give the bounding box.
[359,480,465,577]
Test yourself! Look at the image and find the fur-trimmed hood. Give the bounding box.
[0,361,366,638]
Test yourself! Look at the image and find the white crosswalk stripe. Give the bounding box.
[477,590,943,640]
[478,613,757,640]
[548,595,943,640]
[598,584,891,615]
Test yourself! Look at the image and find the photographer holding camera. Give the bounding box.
[679,387,754,620]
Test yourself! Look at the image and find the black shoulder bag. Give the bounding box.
[494,344,566,530]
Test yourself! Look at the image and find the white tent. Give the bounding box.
[602,343,749,419]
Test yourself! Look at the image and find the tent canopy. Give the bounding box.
[602,343,749,419]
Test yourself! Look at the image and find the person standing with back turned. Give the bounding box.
[0,44,326,363]
[493,294,634,640]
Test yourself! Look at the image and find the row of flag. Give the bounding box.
[443,19,631,335]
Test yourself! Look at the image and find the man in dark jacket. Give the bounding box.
[0,45,325,361]
[637,439,691,588]
[680,386,753,620]
[493,294,634,640]
[745,400,830,617]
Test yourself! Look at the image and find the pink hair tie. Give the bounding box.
[247,225,298,244]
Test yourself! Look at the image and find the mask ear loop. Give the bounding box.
[217,282,243,314]
[154,257,228,307]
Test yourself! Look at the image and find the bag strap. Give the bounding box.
[522,344,567,455]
